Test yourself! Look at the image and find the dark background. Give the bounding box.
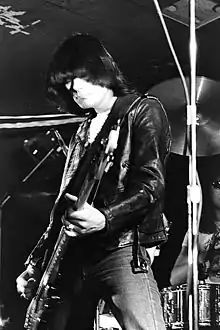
[0,0,220,328]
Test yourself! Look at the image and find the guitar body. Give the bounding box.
[24,228,68,330]
[24,285,50,330]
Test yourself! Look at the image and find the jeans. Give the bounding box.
[46,244,166,330]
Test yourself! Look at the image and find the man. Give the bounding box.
[170,170,220,286]
[167,163,220,329]
[16,32,171,330]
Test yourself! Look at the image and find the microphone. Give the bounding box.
[51,129,68,157]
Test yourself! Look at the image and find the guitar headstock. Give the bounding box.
[104,119,121,173]
[105,119,121,155]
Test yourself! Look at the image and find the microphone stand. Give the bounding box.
[0,147,55,209]
[0,132,67,327]
[0,129,68,209]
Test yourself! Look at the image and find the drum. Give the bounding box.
[161,283,220,328]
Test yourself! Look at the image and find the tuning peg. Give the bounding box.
[50,295,61,301]
[49,286,57,291]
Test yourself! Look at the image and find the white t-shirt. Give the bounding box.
[88,110,110,144]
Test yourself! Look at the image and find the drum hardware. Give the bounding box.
[23,129,67,162]
[0,129,66,208]
[149,74,220,328]
[152,1,202,328]
[161,283,220,329]
[51,128,68,156]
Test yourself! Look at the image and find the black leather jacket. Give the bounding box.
[25,93,171,269]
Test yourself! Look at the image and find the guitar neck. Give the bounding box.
[37,226,69,290]
[74,151,107,209]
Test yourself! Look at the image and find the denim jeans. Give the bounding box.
[47,244,166,330]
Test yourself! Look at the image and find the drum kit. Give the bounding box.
[148,76,220,329]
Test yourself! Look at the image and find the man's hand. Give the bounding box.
[16,265,40,300]
[62,193,106,237]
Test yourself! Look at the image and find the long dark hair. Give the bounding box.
[47,32,135,113]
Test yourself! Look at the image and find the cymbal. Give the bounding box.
[148,76,220,156]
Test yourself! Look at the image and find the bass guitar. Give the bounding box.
[24,122,121,330]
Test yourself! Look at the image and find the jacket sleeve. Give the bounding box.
[99,97,171,235]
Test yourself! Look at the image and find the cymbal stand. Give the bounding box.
[186,1,202,329]
[0,128,68,209]
[152,0,202,329]
[0,138,66,328]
